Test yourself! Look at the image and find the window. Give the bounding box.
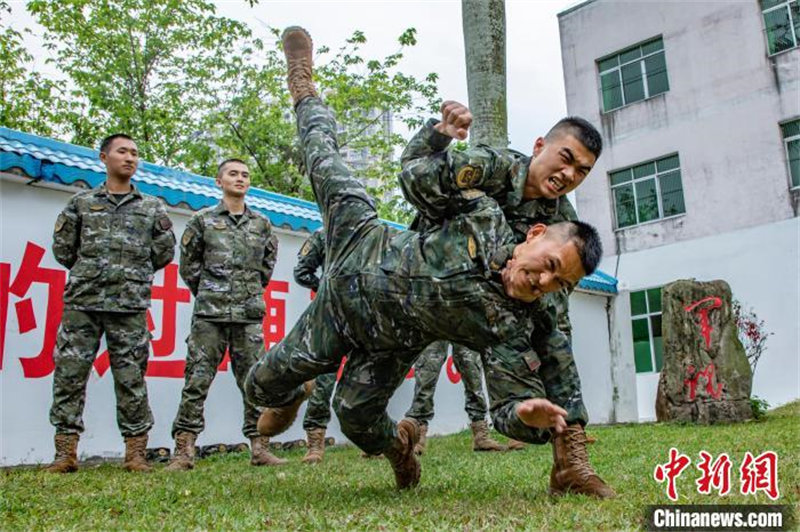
[762,0,799,55]
[630,287,663,373]
[781,119,800,188]
[597,37,669,112]
[610,154,686,228]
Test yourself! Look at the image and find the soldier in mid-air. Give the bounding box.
[399,99,615,497]
[245,27,602,491]
[47,134,175,473]
[166,158,285,470]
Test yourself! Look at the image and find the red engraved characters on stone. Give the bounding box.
[696,451,732,496]
[684,296,723,350]
[654,447,692,501]
[740,451,779,500]
[0,242,66,377]
[683,363,724,401]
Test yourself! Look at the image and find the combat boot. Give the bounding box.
[45,433,79,473]
[257,380,315,437]
[470,420,507,452]
[550,424,616,499]
[281,26,318,105]
[383,419,421,490]
[301,428,326,464]
[123,434,152,472]
[413,423,428,456]
[250,436,288,466]
[506,439,525,451]
[165,431,196,471]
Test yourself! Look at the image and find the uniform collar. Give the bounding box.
[214,200,252,219]
[507,155,531,208]
[95,181,141,199]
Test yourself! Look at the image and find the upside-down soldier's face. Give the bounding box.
[502,224,586,303]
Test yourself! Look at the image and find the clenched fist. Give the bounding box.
[433,100,472,140]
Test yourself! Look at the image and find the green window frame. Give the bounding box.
[597,37,669,113]
[781,119,800,188]
[610,154,686,229]
[630,287,663,374]
[761,0,800,55]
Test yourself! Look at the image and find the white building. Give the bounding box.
[558,0,799,419]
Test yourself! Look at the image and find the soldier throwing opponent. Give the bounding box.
[47,134,175,473]
[246,27,602,490]
[166,158,286,470]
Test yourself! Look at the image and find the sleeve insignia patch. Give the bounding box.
[54,214,66,233]
[467,236,477,259]
[456,165,482,189]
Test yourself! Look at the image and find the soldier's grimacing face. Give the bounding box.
[502,224,586,303]
[216,162,251,198]
[100,138,139,179]
[524,134,595,200]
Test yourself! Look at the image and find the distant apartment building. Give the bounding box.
[558,0,799,419]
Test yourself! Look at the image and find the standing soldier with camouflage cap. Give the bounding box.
[166,158,285,470]
[47,134,176,473]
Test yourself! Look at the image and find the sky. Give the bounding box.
[12,0,579,153]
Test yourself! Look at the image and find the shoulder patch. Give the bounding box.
[54,214,67,233]
[300,240,312,256]
[467,236,477,260]
[158,216,173,231]
[181,230,194,247]
[456,165,482,189]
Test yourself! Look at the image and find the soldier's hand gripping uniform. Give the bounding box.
[246,27,580,490]
[294,228,337,464]
[399,110,615,497]
[48,183,175,472]
[167,202,286,469]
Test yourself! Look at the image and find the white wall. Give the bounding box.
[0,175,619,464]
[603,217,800,414]
[560,1,799,255]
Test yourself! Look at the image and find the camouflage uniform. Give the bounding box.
[293,229,338,431]
[400,120,589,427]
[171,202,278,439]
[405,341,489,424]
[49,183,175,436]
[246,97,558,454]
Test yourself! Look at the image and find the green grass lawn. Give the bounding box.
[2,401,797,531]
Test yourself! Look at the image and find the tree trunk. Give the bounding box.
[462,0,507,147]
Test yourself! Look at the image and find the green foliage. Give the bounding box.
[28,0,248,161]
[21,0,441,221]
[2,401,797,530]
[750,395,770,420]
[0,1,63,135]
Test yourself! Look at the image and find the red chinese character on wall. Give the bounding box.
[0,242,66,377]
[654,447,692,501]
[263,280,288,349]
[695,451,732,496]
[740,451,779,500]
